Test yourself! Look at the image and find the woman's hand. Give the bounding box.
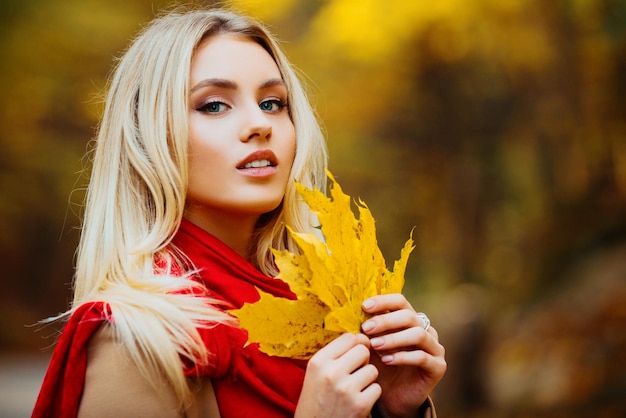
[361,294,447,418]
[295,333,382,418]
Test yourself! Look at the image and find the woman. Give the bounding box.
[33,8,446,418]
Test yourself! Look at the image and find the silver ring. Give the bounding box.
[416,312,430,332]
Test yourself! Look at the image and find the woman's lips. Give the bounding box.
[237,149,278,169]
[237,149,278,178]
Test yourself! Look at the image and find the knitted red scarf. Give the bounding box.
[32,219,306,417]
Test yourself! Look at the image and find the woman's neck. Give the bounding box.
[182,210,258,259]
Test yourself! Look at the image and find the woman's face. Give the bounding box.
[185,34,296,227]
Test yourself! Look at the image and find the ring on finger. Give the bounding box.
[416,312,430,332]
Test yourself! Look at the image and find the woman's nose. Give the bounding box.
[240,107,272,142]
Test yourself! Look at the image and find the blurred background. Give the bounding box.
[1,0,625,416]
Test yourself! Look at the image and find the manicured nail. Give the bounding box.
[381,354,394,363]
[362,299,375,309]
[370,337,384,348]
[362,320,375,333]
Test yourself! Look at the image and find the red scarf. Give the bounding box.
[32,219,306,417]
[32,302,110,417]
[174,219,307,417]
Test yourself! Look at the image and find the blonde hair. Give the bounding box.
[72,8,327,409]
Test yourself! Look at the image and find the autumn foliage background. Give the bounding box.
[1,0,625,416]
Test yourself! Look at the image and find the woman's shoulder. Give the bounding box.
[79,324,220,417]
[78,325,183,418]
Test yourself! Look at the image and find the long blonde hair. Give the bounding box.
[72,8,327,408]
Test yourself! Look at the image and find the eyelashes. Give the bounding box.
[259,98,288,112]
[195,98,289,114]
[196,100,229,113]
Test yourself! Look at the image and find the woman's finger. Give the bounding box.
[379,345,447,375]
[309,333,371,377]
[361,308,421,335]
[313,333,370,361]
[362,294,412,313]
[370,326,443,355]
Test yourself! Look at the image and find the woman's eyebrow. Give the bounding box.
[259,78,286,89]
[190,78,238,92]
[190,77,285,93]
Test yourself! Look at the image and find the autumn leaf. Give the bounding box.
[231,171,414,359]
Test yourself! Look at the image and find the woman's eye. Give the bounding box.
[197,101,229,114]
[259,99,286,112]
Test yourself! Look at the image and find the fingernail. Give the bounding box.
[362,299,375,309]
[371,337,384,348]
[381,354,394,363]
[362,320,375,333]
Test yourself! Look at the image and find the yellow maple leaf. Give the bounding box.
[231,171,414,359]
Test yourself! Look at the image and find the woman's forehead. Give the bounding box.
[190,34,281,86]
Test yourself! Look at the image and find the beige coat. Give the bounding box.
[78,326,435,418]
